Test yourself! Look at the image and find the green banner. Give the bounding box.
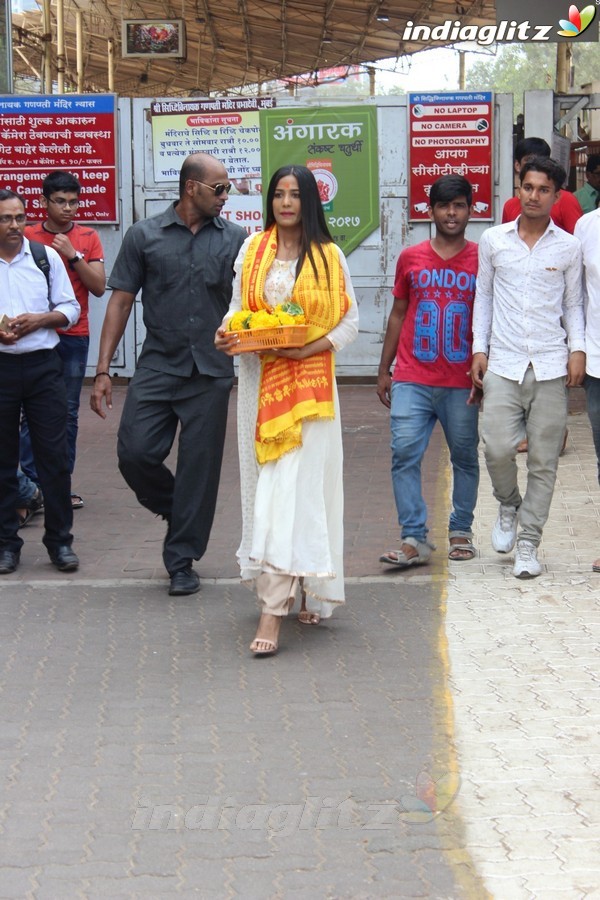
[260,105,379,255]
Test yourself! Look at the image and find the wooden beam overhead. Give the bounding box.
[12,0,497,96]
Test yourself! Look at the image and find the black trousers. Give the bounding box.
[0,349,73,554]
[117,366,233,575]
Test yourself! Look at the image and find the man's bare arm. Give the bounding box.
[376,296,408,409]
[90,290,135,418]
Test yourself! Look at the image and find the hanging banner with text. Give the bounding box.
[408,92,493,222]
[260,105,379,255]
[0,93,118,222]
[151,97,276,235]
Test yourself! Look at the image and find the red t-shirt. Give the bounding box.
[25,222,104,336]
[392,240,478,389]
[501,190,583,234]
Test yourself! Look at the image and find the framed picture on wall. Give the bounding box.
[122,20,186,58]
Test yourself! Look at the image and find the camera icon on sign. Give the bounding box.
[413,201,429,213]
[473,201,489,213]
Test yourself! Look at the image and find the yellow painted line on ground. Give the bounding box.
[430,444,492,899]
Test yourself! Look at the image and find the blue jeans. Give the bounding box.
[16,470,38,507]
[584,375,600,485]
[21,334,89,481]
[390,382,480,543]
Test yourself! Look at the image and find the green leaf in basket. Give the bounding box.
[280,301,304,317]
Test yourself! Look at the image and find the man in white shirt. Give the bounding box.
[574,208,600,573]
[0,189,81,575]
[471,158,586,578]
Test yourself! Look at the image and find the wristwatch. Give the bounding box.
[68,251,84,265]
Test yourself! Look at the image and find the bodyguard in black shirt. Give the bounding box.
[91,153,246,596]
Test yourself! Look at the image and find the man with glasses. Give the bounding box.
[91,152,246,596]
[23,170,106,511]
[0,189,80,575]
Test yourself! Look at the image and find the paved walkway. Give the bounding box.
[447,398,600,899]
[0,384,598,898]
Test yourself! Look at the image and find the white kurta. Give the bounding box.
[226,238,359,617]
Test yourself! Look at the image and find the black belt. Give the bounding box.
[0,348,57,361]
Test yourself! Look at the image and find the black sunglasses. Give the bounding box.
[190,179,232,196]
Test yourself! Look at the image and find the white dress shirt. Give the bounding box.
[574,209,600,378]
[473,218,585,383]
[0,237,80,354]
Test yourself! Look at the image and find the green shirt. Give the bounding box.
[574,181,599,215]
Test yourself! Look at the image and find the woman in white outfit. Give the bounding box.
[215,165,359,655]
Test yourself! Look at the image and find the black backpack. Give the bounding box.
[29,240,51,304]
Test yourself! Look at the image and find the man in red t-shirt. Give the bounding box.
[377,174,479,568]
[502,136,583,234]
[23,171,105,507]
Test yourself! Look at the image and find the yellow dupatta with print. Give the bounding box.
[241,226,351,464]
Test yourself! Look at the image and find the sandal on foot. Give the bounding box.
[250,611,282,657]
[298,610,321,625]
[519,430,568,457]
[379,537,435,568]
[448,533,476,561]
[592,558,600,573]
[298,580,320,625]
[71,493,84,510]
[249,637,278,656]
[17,488,44,529]
[17,508,35,528]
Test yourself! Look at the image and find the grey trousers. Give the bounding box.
[117,366,233,574]
[481,368,567,546]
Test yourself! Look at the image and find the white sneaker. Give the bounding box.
[513,540,542,579]
[491,504,518,553]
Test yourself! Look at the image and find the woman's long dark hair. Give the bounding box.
[264,165,334,281]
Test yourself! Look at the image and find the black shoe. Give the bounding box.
[48,545,79,572]
[169,566,200,596]
[0,549,20,574]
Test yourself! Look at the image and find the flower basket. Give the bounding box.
[234,324,309,353]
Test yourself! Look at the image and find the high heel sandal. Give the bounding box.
[249,611,282,656]
[297,578,320,625]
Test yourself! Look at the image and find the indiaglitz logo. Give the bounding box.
[557,3,596,36]
[402,2,599,44]
[398,770,461,823]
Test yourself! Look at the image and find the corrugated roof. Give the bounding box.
[12,0,495,96]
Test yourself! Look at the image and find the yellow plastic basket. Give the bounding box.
[234,324,309,353]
